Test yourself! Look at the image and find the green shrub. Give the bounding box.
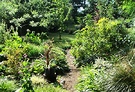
[1,32,25,76]
[0,23,13,44]
[31,75,46,85]
[27,42,69,75]
[0,78,18,92]
[24,44,44,58]
[76,66,104,92]
[76,58,113,92]
[71,18,133,65]
[0,23,5,44]
[24,31,42,45]
[31,59,45,74]
[20,61,34,92]
[0,45,4,52]
[50,47,69,74]
[43,42,69,74]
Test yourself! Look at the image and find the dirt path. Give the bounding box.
[60,50,80,92]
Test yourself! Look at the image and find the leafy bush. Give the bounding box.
[71,18,133,65]
[122,0,135,18]
[30,59,45,74]
[76,58,113,92]
[43,42,69,74]
[20,61,34,92]
[0,23,6,44]
[1,32,25,76]
[76,56,135,92]
[24,31,42,45]
[0,45,4,52]
[0,77,18,92]
[24,43,44,59]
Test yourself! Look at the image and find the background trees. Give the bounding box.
[0,0,73,36]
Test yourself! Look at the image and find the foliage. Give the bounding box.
[0,23,6,44]
[30,59,45,74]
[0,0,73,35]
[1,32,25,76]
[0,45,4,52]
[34,83,67,92]
[107,61,135,92]
[0,77,18,92]
[71,18,132,65]
[24,31,42,45]
[48,32,75,49]
[97,0,120,19]
[24,43,44,58]
[121,0,135,18]
[76,59,113,92]
[43,41,69,74]
[31,75,46,85]
[76,55,135,92]
[20,61,34,92]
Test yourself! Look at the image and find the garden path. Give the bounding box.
[60,49,80,92]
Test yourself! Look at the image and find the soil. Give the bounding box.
[60,50,80,92]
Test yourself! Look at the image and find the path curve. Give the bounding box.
[60,50,80,92]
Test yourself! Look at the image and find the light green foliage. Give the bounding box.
[24,31,42,45]
[34,83,67,92]
[71,18,132,65]
[31,75,67,92]
[24,43,44,58]
[76,56,135,92]
[0,77,18,92]
[122,0,135,18]
[20,61,34,92]
[31,59,45,74]
[31,75,46,85]
[76,59,113,92]
[2,32,25,75]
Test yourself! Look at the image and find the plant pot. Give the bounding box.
[44,67,57,83]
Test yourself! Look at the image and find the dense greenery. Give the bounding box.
[71,18,133,66]
[0,0,135,92]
